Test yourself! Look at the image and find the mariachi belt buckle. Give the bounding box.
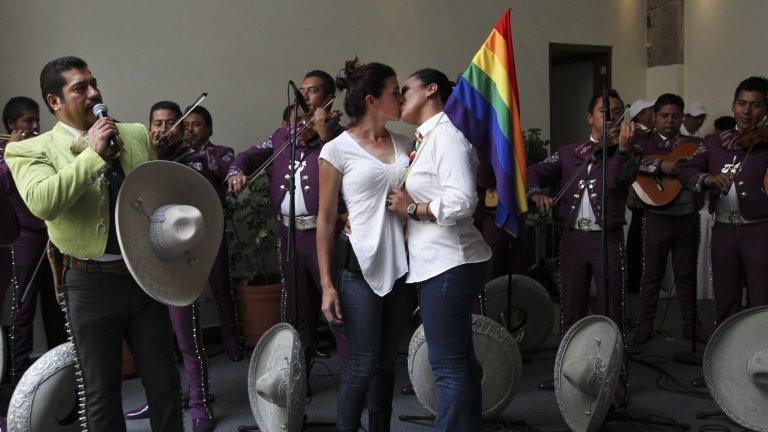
[728,212,745,225]
[577,218,593,231]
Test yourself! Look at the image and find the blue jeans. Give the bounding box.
[419,261,487,432]
[336,271,414,431]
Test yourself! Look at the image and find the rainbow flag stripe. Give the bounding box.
[444,8,528,236]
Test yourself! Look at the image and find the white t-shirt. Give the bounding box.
[319,130,410,296]
[405,112,491,283]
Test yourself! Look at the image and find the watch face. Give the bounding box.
[408,203,417,214]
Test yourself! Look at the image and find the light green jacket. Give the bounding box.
[5,122,155,258]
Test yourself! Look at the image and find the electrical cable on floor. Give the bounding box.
[628,354,710,399]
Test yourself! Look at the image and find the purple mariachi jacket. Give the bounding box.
[635,133,705,212]
[678,129,768,218]
[526,140,640,230]
[183,142,234,204]
[0,140,44,232]
[227,125,342,216]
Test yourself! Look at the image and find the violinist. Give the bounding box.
[527,89,640,394]
[679,76,768,327]
[225,70,348,371]
[633,94,705,345]
[121,101,216,432]
[179,105,245,364]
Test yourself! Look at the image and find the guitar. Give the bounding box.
[631,141,699,207]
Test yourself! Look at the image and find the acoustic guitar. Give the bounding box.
[631,141,699,207]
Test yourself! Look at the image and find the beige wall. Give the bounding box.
[653,0,768,135]
[0,0,645,147]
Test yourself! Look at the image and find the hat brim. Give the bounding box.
[8,342,79,432]
[484,275,554,353]
[117,160,224,307]
[705,306,768,431]
[409,314,522,419]
[555,315,623,432]
[248,323,306,432]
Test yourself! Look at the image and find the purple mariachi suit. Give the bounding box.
[0,140,66,380]
[228,125,348,367]
[188,142,242,353]
[157,146,218,422]
[634,134,704,336]
[679,129,768,324]
[527,140,639,332]
[0,154,19,377]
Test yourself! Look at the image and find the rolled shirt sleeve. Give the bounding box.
[426,127,478,226]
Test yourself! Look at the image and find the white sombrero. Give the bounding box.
[704,305,768,431]
[8,342,80,432]
[248,323,306,432]
[555,315,623,432]
[484,274,554,353]
[116,160,223,306]
[408,314,522,419]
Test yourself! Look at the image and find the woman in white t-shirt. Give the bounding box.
[387,68,491,432]
[316,58,414,432]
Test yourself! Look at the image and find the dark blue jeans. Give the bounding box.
[336,271,414,431]
[419,261,487,432]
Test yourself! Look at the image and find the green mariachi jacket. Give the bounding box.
[5,122,155,258]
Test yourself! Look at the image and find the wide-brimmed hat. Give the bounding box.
[248,323,306,432]
[116,160,223,306]
[8,342,79,432]
[628,99,654,120]
[555,315,623,432]
[705,306,768,431]
[408,314,522,419]
[484,274,554,353]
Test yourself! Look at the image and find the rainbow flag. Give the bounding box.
[444,8,528,236]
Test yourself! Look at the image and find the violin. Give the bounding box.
[734,118,768,148]
[298,110,342,143]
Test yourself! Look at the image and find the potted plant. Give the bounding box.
[226,173,281,348]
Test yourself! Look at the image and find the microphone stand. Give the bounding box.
[599,86,629,404]
[238,84,333,432]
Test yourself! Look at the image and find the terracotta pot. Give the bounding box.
[236,283,282,348]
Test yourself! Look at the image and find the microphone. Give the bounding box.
[288,80,310,114]
[92,103,119,154]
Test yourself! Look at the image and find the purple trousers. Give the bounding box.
[711,220,768,324]
[11,229,66,378]
[169,302,211,421]
[637,212,698,334]
[208,239,241,350]
[559,229,626,332]
[277,225,348,368]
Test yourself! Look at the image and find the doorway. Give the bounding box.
[549,43,612,150]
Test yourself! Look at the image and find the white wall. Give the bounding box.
[682,0,768,134]
[0,0,645,146]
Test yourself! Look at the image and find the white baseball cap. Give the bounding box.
[686,102,707,117]
[629,99,654,120]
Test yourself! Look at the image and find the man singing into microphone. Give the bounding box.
[4,56,182,432]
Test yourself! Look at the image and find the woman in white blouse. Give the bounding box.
[316,58,414,432]
[387,68,491,432]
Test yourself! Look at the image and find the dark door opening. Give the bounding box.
[549,43,612,150]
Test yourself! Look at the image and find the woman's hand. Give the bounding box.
[386,188,413,219]
[321,285,343,325]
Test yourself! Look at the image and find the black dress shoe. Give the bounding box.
[537,378,555,391]
[124,404,150,420]
[314,348,330,359]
